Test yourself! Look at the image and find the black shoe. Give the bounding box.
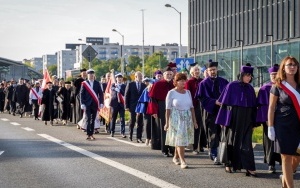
[110,133,114,137]
[162,153,169,157]
[129,137,133,141]
[225,167,232,173]
[20,114,22,118]
[137,139,144,143]
[246,170,257,177]
[12,113,15,116]
[94,131,99,134]
[122,134,127,138]
[200,147,205,152]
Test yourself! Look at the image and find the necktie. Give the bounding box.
[137,82,140,92]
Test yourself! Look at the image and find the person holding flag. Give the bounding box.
[80,69,104,140]
[109,73,126,138]
[29,81,42,120]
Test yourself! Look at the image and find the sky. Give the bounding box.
[0,0,188,61]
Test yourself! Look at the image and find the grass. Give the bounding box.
[252,125,263,144]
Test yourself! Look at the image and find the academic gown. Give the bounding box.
[74,77,85,123]
[41,88,58,121]
[57,87,71,121]
[216,81,257,171]
[256,82,281,165]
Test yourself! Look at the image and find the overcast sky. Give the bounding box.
[0,0,188,61]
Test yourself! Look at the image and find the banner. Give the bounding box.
[99,72,114,122]
[41,68,52,90]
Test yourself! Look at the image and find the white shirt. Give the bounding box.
[166,89,193,110]
[88,80,94,89]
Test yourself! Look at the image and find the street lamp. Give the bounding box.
[266,34,273,66]
[190,48,196,63]
[141,9,145,77]
[235,39,244,67]
[210,44,217,61]
[112,29,125,74]
[165,3,181,57]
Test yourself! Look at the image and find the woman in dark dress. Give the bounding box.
[57,80,71,125]
[215,64,257,176]
[268,56,300,188]
[41,82,58,125]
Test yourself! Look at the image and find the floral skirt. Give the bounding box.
[165,108,194,147]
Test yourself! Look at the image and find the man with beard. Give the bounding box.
[148,67,175,156]
[195,60,228,165]
[74,69,87,127]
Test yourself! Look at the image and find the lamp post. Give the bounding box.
[266,34,273,66]
[165,4,181,58]
[112,29,125,74]
[141,9,145,77]
[190,48,196,63]
[235,39,244,67]
[211,44,217,61]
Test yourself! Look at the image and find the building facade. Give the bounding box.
[42,54,57,70]
[57,50,76,78]
[74,43,187,69]
[188,0,300,85]
[30,57,43,72]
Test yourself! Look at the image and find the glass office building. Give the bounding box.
[188,0,300,86]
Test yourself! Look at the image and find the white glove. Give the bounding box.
[29,100,32,105]
[114,87,120,92]
[268,126,275,141]
[81,104,86,110]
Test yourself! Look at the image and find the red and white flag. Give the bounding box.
[41,68,52,90]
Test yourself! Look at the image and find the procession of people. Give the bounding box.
[1,56,300,187]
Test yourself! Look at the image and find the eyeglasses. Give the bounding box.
[285,64,299,68]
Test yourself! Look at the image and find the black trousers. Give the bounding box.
[129,110,143,140]
[193,103,207,150]
[32,99,39,118]
[85,103,98,136]
[110,105,125,134]
[143,114,152,139]
[157,100,174,154]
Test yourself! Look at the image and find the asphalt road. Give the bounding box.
[0,112,299,188]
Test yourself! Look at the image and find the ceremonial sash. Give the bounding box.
[31,88,41,105]
[82,81,100,111]
[280,81,300,120]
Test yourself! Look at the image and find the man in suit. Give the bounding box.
[110,73,126,138]
[80,69,104,140]
[125,71,146,142]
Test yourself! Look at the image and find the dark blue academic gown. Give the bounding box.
[215,81,257,171]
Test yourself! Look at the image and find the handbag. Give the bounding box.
[218,128,228,163]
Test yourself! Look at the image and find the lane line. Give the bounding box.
[21,127,35,131]
[10,122,21,126]
[38,134,180,188]
[0,118,9,121]
[0,151,4,156]
[107,137,148,147]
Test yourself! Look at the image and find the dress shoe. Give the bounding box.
[122,134,127,138]
[12,113,15,116]
[90,135,95,140]
[268,166,276,174]
[50,121,53,126]
[44,121,47,125]
[20,114,22,118]
[200,147,205,152]
[162,153,169,157]
[137,139,144,143]
[129,137,133,141]
[225,167,232,173]
[110,133,114,137]
[214,158,222,165]
[77,125,80,129]
[246,170,257,177]
[94,131,99,134]
[86,136,91,140]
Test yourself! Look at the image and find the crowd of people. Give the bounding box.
[1,56,300,187]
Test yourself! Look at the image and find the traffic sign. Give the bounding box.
[175,58,195,71]
[82,45,98,62]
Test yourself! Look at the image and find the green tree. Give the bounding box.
[47,65,57,76]
[23,60,34,68]
[144,52,168,77]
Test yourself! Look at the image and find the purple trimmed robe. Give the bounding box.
[256,82,272,123]
[195,77,229,114]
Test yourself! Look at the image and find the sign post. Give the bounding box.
[82,45,98,69]
[175,58,195,71]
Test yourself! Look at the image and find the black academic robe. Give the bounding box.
[41,88,57,121]
[74,77,85,123]
[216,81,257,171]
[57,87,71,120]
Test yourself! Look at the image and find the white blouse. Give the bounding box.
[166,89,194,110]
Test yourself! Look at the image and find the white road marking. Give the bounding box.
[0,151,4,156]
[0,118,9,121]
[10,122,21,126]
[38,134,180,188]
[21,127,35,131]
[107,137,148,147]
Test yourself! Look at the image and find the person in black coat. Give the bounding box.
[41,82,58,125]
[109,73,126,138]
[124,71,146,142]
[74,69,87,126]
[0,83,5,113]
[15,78,28,118]
[57,80,72,125]
[7,80,17,115]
